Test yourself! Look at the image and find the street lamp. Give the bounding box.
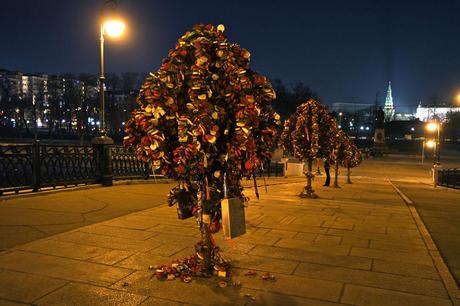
[98,4,126,137]
[425,121,441,164]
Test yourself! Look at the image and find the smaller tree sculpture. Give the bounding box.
[341,140,362,184]
[281,99,336,198]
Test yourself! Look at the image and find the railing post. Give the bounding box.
[32,140,41,192]
[91,136,114,187]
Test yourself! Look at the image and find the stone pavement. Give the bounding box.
[0,172,458,305]
[0,181,175,251]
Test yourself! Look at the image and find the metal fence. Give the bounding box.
[438,168,460,189]
[0,141,154,195]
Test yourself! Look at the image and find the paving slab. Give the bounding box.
[35,282,148,306]
[0,268,67,304]
[0,250,134,287]
[341,284,452,306]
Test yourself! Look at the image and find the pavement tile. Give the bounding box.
[115,252,171,270]
[228,254,299,275]
[0,269,67,304]
[53,231,160,252]
[140,296,193,305]
[88,250,136,266]
[293,232,318,241]
[369,240,427,251]
[294,262,447,298]
[340,284,452,306]
[372,259,439,280]
[147,224,200,237]
[79,224,159,240]
[0,250,134,287]
[350,247,432,265]
[322,220,355,231]
[15,239,110,260]
[103,215,158,230]
[35,282,147,306]
[340,236,370,248]
[147,243,188,257]
[268,229,298,238]
[234,268,344,302]
[249,245,372,270]
[257,222,328,235]
[275,238,351,256]
[315,234,342,244]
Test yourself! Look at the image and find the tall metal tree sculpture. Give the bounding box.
[281,99,325,198]
[124,24,279,275]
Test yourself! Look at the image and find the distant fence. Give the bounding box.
[438,168,460,189]
[0,141,157,195]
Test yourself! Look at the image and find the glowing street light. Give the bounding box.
[426,122,438,132]
[98,1,126,137]
[103,20,125,38]
[425,121,441,164]
[425,140,436,148]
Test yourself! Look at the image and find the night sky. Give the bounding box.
[1,0,459,109]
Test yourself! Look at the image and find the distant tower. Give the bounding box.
[384,81,395,122]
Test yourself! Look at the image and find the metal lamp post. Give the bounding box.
[92,1,126,187]
[98,13,125,136]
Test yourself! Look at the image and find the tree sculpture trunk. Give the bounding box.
[200,217,212,275]
[302,158,317,198]
[333,161,340,188]
[346,166,352,184]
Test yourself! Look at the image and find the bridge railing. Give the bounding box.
[0,141,160,195]
[438,168,460,189]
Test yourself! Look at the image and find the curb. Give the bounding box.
[389,179,460,305]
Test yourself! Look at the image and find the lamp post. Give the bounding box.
[92,1,126,187]
[98,16,125,137]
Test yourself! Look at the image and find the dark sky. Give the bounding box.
[1,0,459,109]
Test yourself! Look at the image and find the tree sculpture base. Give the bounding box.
[300,186,318,198]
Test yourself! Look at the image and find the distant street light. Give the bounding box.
[338,112,343,129]
[426,122,438,132]
[98,1,126,136]
[425,121,441,164]
[456,93,460,105]
[425,139,436,148]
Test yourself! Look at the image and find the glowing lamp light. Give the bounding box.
[425,140,436,148]
[103,20,125,38]
[426,122,438,132]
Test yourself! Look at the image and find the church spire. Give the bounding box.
[384,81,395,121]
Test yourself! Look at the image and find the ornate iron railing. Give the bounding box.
[0,144,35,193]
[39,144,98,187]
[0,142,158,195]
[438,168,460,189]
[112,146,150,180]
